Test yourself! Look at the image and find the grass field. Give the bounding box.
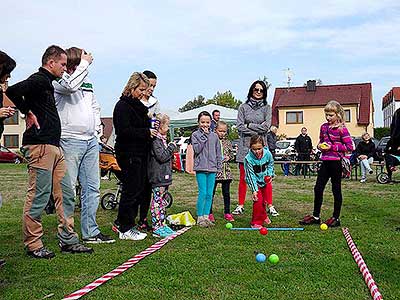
[0,163,399,300]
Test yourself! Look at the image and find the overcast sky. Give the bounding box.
[3,0,400,126]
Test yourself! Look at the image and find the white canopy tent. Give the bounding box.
[167,104,238,139]
[168,104,238,128]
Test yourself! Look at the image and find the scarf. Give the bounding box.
[156,132,167,147]
[247,97,265,109]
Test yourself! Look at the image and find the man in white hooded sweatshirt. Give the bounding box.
[54,48,114,244]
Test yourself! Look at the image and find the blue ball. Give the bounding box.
[255,253,266,263]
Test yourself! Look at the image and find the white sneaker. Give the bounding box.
[360,178,367,183]
[119,228,147,241]
[268,206,279,217]
[232,205,244,215]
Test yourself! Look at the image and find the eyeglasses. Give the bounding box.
[253,88,263,93]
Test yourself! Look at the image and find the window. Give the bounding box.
[286,111,303,124]
[3,135,19,148]
[344,109,351,123]
[4,111,19,125]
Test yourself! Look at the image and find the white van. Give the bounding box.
[274,139,296,160]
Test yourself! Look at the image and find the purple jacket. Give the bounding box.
[319,123,354,161]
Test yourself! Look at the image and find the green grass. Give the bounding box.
[0,163,399,300]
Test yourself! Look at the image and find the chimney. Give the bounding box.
[306,80,316,92]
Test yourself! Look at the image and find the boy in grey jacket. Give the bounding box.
[148,114,177,238]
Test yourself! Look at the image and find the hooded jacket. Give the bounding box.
[53,60,101,140]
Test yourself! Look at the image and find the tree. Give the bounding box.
[259,76,272,90]
[206,90,242,109]
[374,127,390,140]
[303,79,323,87]
[178,95,207,112]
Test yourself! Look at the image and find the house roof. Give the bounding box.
[382,87,400,110]
[2,94,15,107]
[271,82,372,126]
[100,117,113,140]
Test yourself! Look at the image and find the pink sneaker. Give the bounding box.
[208,214,215,223]
[224,214,235,222]
[251,224,263,229]
[264,216,272,225]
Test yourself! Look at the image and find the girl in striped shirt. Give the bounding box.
[300,100,354,228]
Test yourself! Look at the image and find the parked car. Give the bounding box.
[274,139,296,161]
[0,146,23,164]
[375,136,390,161]
[175,136,191,154]
[231,139,239,162]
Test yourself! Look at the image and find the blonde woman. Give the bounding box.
[112,72,157,241]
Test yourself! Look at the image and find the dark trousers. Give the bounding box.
[385,154,400,179]
[295,153,311,175]
[116,153,148,233]
[133,181,152,223]
[313,160,343,219]
[211,180,232,214]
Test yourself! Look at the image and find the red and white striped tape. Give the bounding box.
[342,228,383,300]
[63,226,191,300]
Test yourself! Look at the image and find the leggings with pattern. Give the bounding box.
[151,186,168,230]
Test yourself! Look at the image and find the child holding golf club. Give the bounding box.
[244,135,275,228]
[148,113,177,238]
[299,100,353,228]
[191,111,222,227]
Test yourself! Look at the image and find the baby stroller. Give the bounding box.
[99,143,174,210]
[376,139,400,184]
[376,153,400,184]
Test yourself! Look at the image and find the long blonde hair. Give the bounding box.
[122,72,149,97]
[324,100,345,125]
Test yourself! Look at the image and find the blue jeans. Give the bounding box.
[60,137,100,239]
[359,157,373,179]
[196,172,216,216]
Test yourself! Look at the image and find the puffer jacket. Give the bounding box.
[148,138,177,188]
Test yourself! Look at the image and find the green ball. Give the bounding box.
[225,222,233,229]
[269,254,279,264]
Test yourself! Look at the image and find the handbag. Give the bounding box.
[326,126,352,178]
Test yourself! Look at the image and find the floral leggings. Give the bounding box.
[151,186,168,230]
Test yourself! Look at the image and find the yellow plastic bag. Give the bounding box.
[167,211,196,226]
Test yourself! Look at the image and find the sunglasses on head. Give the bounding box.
[254,88,263,93]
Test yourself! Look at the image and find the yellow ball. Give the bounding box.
[320,223,328,231]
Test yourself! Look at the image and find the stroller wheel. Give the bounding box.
[101,193,117,210]
[164,191,173,208]
[377,172,389,184]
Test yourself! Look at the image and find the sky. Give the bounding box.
[3,0,400,126]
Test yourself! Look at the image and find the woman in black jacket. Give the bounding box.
[0,51,16,139]
[0,51,16,267]
[355,132,375,183]
[113,72,157,241]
